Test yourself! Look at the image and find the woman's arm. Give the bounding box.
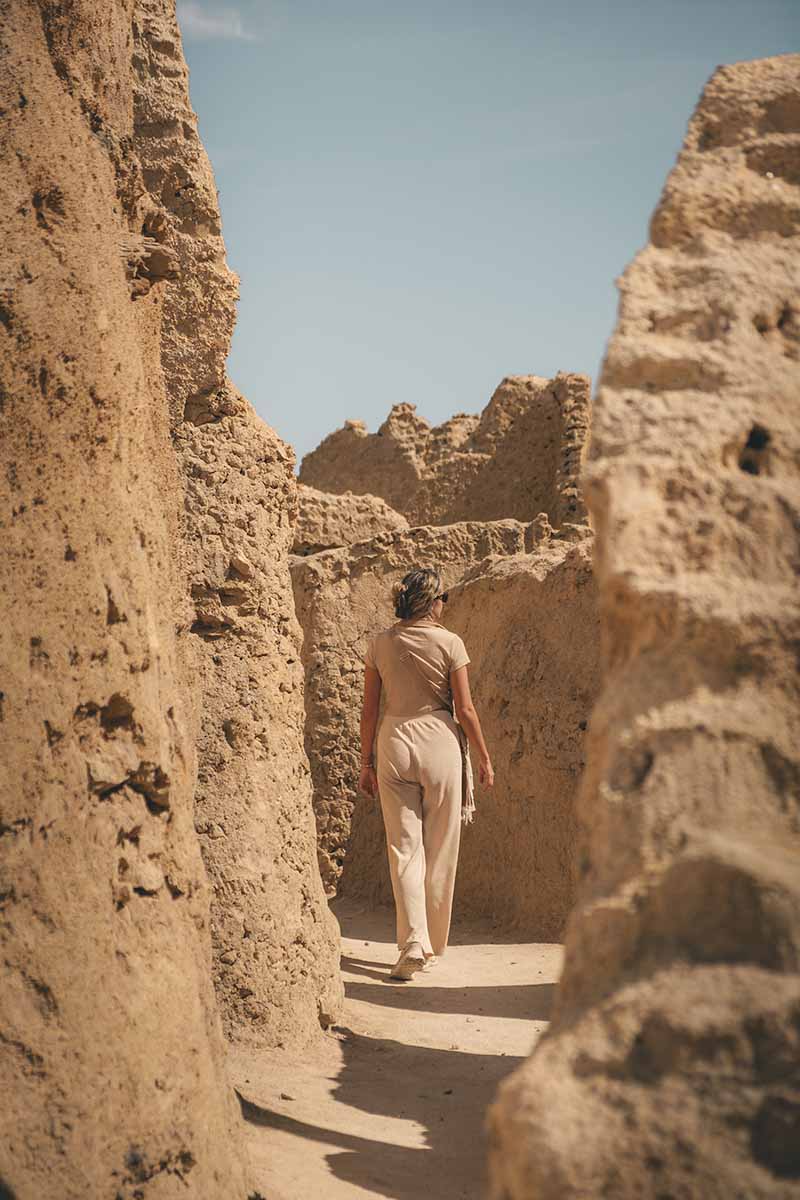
[359,665,382,797]
[450,665,494,787]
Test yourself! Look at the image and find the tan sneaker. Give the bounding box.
[389,941,426,980]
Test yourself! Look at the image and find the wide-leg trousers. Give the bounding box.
[376,709,463,957]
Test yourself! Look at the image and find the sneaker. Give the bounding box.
[422,954,438,972]
[389,941,426,980]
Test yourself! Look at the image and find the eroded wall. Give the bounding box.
[0,2,247,1194]
[447,531,599,937]
[293,484,409,555]
[132,0,342,1046]
[489,54,800,1199]
[299,373,591,527]
[0,0,348,1191]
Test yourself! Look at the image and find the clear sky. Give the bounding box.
[176,1,798,463]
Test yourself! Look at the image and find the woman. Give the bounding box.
[359,567,494,980]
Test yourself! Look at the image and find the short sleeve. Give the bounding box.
[364,636,377,670]
[449,633,470,671]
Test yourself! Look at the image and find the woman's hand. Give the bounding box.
[359,764,379,797]
[479,756,494,788]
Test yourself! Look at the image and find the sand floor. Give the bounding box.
[229,898,563,1200]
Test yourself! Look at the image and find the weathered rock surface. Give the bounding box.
[299,373,591,528]
[174,399,343,1044]
[1,0,345,1192]
[447,532,599,937]
[132,1,342,1046]
[293,484,409,555]
[489,55,800,1199]
[0,2,247,1194]
[292,515,600,934]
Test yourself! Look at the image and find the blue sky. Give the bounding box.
[176,1,798,463]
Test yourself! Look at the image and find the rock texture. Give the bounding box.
[299,373,591,528]
[293,484,409,555]
[446,532,599,937]
[488,55,800,1199]
[173,398,343,1045]
[132,0,342,1049]
[1,0,345,1192]
[0,2,247,1195]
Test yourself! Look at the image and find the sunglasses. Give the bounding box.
[437,592,449,604]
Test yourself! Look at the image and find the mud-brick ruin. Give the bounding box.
[489,55,800,1200]
[300,372,591,529]
[1,2,339,1194]
[1,1,798,1195]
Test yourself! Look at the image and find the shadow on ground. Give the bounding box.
[342,961,554,1020]
[236,899,557,1200]
[239,1027,524,1200]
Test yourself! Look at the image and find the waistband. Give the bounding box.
[380,707,454,724]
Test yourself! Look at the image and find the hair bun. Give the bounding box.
[391,567,440,619]
[391,578,411,618]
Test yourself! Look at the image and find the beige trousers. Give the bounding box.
[376,710,463,957]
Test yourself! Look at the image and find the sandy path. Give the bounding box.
[230,898,563,1200]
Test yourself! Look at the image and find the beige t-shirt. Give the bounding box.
[364,620,471,717]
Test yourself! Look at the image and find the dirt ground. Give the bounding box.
[229,897,563,1200]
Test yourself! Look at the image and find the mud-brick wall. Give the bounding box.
[489,54,800,1200]
[132,0,342,1047]
[299,373,592,529]
[0,2,247,1194]
[446,531,600,938]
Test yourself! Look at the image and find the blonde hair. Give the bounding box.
[392,567,441,620]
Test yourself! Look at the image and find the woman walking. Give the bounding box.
[359,567,494,980]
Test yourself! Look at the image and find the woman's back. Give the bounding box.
[366,621,470,717]
[358,565,493,976]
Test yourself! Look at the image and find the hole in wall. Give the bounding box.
[738,424,771,476]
